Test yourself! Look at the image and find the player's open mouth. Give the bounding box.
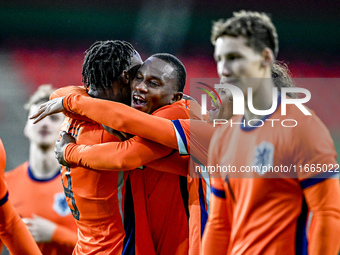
[132,95,147,106]
[209,106,218,112]
[210,101,219,112]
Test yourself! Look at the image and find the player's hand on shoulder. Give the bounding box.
[55,131,75,167]
[22,214,56,242]
[30,96,65,124]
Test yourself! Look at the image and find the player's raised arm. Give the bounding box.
[30,86,94,124]
[32,93,216,156]
[32,93,180,148]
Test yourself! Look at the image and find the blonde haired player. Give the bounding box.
[4,84,77,254]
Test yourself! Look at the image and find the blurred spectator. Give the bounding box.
[3,84,77,254]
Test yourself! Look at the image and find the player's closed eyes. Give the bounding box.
[149,80,160,87]
[135,74,143,81]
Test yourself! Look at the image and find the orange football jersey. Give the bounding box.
[203,96,340,255]
[51,87,130,254]
[61,93,216,254]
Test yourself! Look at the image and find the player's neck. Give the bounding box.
[29,143,61,179]
[244,78,276,122]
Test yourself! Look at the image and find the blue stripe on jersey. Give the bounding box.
[201,169,211,214]
[300,171,339,189]
[65,125,80,138]
[179,176,189,220]
[28,165,61,182]
[198,178,208,237]
[172,120,189,155]
[0,191,9,206]
[295,196,308,255]
[123,176,135,255]
[192,157,211,214]
[118,171,125,225]
[211,186,226,198]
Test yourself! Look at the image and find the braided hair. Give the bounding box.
[82,40,135,90]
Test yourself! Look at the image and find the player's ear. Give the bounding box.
[121,70,130,85]
[171,92,183,103]
[261,48,274,67]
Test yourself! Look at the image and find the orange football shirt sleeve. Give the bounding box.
[202,127,231,254]
[145,152,188,176]
[292,114,340,254]
[64,136,174,171]
[63,101,190,174]
[50,86,95,123]
[202,178,230,255]
[52,224,78,253]
[303,179,340,255]
[63,93,178,149]
[0,199,42,255]
[293,114,337,180]
[0,139,42,255]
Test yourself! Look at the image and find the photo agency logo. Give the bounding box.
[196,82,222,115]
[197,82,312,128]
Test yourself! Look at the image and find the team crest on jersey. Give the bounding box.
[252,142,274,176]
[53,192,72,216]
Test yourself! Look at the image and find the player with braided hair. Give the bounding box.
[82,41,135,88]
[50,40,145,254]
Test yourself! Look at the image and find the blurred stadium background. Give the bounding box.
[0,0,339,172]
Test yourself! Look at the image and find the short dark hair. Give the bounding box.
[82,40,136,90]
[211,10,279,58]
[151,53,186,92]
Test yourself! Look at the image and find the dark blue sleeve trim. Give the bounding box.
[122,176,135,255]
[198,178,208,237]
[300,171,339,189]
[211,186,226,199]
[295,196,308,255]
[172,119,188,152]
[0,191,9,206]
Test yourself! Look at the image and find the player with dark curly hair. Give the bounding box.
[49,40,144,254]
